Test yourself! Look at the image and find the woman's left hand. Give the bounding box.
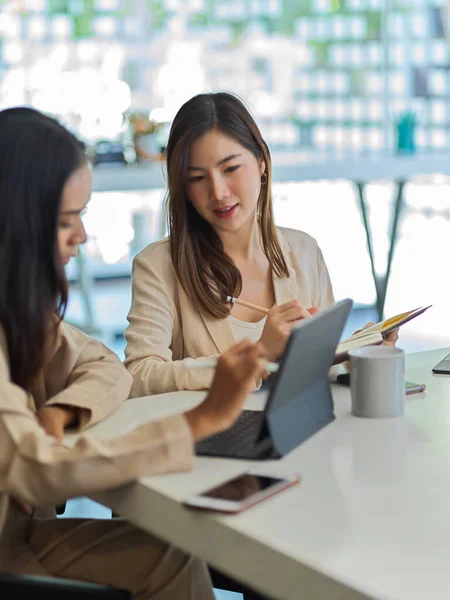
[356,322,399,347]
[36,405,78,442]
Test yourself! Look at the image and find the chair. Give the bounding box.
[0,573,134,599]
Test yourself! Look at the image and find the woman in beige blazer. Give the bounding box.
[124,92,337,397]
[125,92,399,397]
[0,107,268,599]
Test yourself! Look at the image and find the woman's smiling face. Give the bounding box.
[185,129,265,234]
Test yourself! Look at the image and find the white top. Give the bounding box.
[67,348,450,600]
[228,314,266,343]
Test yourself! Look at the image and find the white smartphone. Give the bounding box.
[183,471,300,514]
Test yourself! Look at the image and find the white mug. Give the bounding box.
[348,346,405,418]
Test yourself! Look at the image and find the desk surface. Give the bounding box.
[92,153,450,192]
[70,348,450,600]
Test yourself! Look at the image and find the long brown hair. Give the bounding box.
[0,107,85,390]
[166,92,289,319]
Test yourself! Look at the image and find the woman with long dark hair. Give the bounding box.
[124,92,331,396]
[0,106,267,598]
[124,91,398,397]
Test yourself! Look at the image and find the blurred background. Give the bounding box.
[1,0,449,356]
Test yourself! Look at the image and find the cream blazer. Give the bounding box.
[0,321,193,564]
[124,227,335,397]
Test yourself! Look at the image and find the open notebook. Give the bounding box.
[333,305,431,364]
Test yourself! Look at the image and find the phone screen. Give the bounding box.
[200,474,286,502]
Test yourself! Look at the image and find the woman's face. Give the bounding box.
[185,129,265,235]
[58,162,91,265]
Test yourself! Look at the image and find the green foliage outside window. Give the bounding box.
[49,0,68,12]
[190,11,209,27]
[148,0,170,31]
[366,11,382,40]
[73,14,91,38]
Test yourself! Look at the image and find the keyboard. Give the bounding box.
[195,409,276,460]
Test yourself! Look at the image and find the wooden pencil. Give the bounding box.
[225,295,269,315]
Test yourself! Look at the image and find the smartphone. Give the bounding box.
[337,373,426,395]
[432,353,450,375]
[183,471,300,514]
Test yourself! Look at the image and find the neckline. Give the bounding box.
[228,314,267,328]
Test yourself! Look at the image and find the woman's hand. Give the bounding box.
[354,322,399,347]
[12,405,78,514]
[259,300,319,362]
[36,405,78,442]
[344,322,400,371]
[382,328,399,346]
[184,340,268,442]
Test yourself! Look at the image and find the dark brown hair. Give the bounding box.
[0,107,85,390]
[166,92,289,319]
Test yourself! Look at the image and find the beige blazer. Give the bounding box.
[124,227,335,397]
[0,321,193,561]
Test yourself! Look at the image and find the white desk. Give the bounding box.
[66,348,450,600]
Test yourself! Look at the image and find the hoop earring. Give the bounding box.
[261,172,267,185]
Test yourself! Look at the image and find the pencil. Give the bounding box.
[184,357,279,373]
[225,295,269,315]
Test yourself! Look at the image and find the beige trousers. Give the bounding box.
[20,517,215,600]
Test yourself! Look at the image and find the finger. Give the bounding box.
[307,306,320,316]
[231,340,262,361]
[39,419,64,442]
[221,340,261,370]
[382,329,399,346]
[48,425,64,442]
[352,321,376,335]
[276,300,302,313]
[254,341,268,358]
[241,344,266,366]
[281,306,311,323]
[37,415,51,435]
[252,357,271,379]
[384,328,399,342]
[237,345,268,377]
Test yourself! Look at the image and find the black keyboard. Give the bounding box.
[195,409,275,459]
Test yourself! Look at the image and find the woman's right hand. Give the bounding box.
[183,340,267,442]
[259,300,319,362]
